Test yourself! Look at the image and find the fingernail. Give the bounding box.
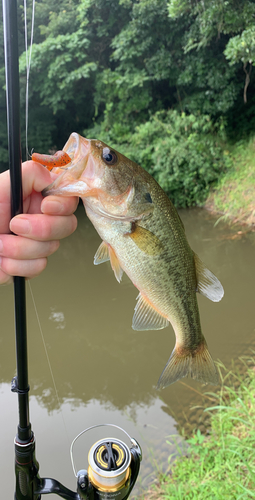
[10,217,31,235]
[0,240,3,253]
[41,199,63,214]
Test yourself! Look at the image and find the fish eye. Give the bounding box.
[102,147,118,166]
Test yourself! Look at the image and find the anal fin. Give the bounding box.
[132,293,169,331]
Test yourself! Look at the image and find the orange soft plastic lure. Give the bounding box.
[32,150,72,171]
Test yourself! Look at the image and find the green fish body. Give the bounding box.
[41,133,224,388]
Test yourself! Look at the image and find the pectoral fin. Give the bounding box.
[127,225,164,256]
[132,293,169,330]
[94,241,110,265]
[194,253,224,302]
[109,246,123,283]
[94,241,123,282]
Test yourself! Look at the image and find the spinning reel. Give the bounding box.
[74,425,142,500]
[15,424,142,500]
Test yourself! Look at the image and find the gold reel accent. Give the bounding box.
[87,437,132,492]
[95,442,125,470]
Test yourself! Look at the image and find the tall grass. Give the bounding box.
[206,137,255,226]
[138,358,255,499]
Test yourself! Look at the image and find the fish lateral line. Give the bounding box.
[32,151,72,171]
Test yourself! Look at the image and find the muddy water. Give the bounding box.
[0,206,255,498]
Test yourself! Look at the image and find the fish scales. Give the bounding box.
[87,195,195,327]
[40,133,224,388]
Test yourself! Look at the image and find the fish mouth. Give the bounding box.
[42,133,91,197]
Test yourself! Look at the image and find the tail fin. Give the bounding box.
[157,342,219,389]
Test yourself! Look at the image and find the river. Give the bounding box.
[0,206,254,498]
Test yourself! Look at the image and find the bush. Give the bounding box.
[87,110,229,207]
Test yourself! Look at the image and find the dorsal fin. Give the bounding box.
[194,253,224,302]
[132,293,169,331]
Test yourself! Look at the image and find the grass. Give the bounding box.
[137,358,255,499]
[205,137,255,227]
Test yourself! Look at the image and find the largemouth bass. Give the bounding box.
[40,133,224,389]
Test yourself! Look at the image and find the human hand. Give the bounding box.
[0,160,78,284]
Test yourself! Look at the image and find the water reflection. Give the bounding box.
[0,206,255,498]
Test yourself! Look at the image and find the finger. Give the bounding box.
[9,213,77,241]
[0,170,12,234]
[0,234,59,259]
[0,161,53,202]
[41,195,79,216]
[0,162,53,234]
[21,161,55,198]
[0,268,13,286]
[0,256,48,279]
[24,190,44,215]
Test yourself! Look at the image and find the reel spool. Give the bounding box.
[71,424,142,500]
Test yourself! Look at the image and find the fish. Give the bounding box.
[38,132,224,389]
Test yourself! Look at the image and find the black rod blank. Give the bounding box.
[2,0,31,441]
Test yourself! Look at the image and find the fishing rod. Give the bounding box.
[2,1,142,498]
[2,1,40,497]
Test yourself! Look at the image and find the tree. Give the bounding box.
[18,0,132,153]
[224,26,255,103]
[168,0,255,104]
[1,0,255,194]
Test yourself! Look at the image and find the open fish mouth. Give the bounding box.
[42,133,92,197]
[61,132,91,164]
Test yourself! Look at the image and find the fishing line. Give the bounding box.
[28,281,70,444]
[24,3,70,444]
[178,381,216,402]
[24,0,35,160]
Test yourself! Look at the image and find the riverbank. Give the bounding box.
[137,358,255,499]
[205,137,255,227]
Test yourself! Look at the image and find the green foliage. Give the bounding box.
[168,0,255,107]
[225,26,255,66]
[132,112,228,207]
[147,359,255,499]
[17,0,132,154]
[168,0,255,50]
[206,136,255,225]
[187,429,205,446]
[1,0,255,193]
[99,0,182,124]
[89,110,227,207]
